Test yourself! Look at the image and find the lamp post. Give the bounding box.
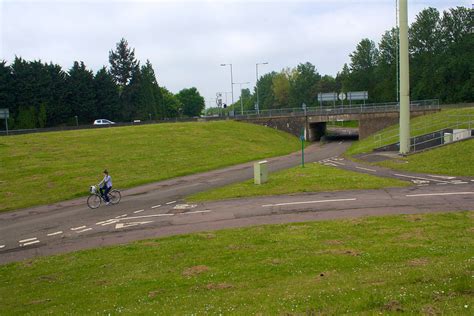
[256,62,268,114]
[399,0,410,154]
[233,82,250,115]
[220,64,234,105]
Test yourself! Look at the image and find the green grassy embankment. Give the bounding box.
[0,121,300,212]
[347,107,474,156]
[188,163,409,202]
[0,212,472,314]
[377,138,474,177]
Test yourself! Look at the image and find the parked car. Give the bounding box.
[93,119,115,125]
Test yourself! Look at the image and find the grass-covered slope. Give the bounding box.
[0,121,300,212]
[188,163,409,202]
[347,107,474,156]
[0,212,472,314]
[377,138,474,177]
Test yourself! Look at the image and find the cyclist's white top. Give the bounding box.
[103,175,112,188]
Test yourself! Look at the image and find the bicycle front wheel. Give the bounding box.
[109,190,121,205]
[87,194,101,209]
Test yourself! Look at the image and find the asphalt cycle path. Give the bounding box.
[0,141,349,263]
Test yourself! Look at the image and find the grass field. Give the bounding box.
[0,212,472,314]
[377,138,474,177]
[188,163,409,202]
[347,107,474,156]
[0,121,300,212]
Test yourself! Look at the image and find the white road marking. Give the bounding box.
[116,213,174,221]
[471,180,474,182]
[151,204,161,209]
[71,226,87,231]
[76,228,92,233]
[436,183,448,185]
[19,237,37,243]
[406,192,474,197]
[133,209,145,214]
[262,198,357,208]
[324,163,338,167]
[393,174,448,183]
[0,245,5,249]
[428,175,456,180]
[355,166,377,172]
[454,182,469,184]
[22,240,40,246]
[183,210,211,215]
[115,221,153,229]
[47,231,63,237]
[100,219,120,226]
[173,204,197,210]
[114,214,128,219]
[166,201,177,205]
[327,160,345,166]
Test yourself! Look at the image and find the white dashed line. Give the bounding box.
[133,209,145,214]
[0,245,5,249]
[355,166,377,172]
[428,175,456,180]
[324,163,338,167]
[116,213,174,221]
[166,201,177,205]
[47,231,63,237]
[327,160,345,166]
[76,228,93,233]
[71,226,87,231]
[99,219,120,226]
[151,205,161,209]
[262,198,357,208]
[406,192,474,197]
[19,237,37,243]
[454,182,469,184]
[22,240,40,246]
[115,214,128,219]
[183,210,212,215]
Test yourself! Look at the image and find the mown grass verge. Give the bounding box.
[376,138,474,177]
[188,163,409,202]
[0,212,472,314]
[347,107,474,156]
[0,121,300,212]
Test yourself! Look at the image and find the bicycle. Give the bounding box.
[87,185,121,209]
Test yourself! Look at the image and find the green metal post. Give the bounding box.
[301,128,305,168]
[399,0,411,154]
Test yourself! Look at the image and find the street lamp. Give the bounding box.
[233,82,250,115]
[220,64,234,105]
[256,62,268,114]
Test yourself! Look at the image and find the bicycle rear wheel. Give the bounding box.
[87,194,101,209]
[108,190,121,205]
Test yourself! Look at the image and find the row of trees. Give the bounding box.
[0,39,205,129]
[209,6,472,115]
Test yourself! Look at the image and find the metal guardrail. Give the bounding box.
[235,99,440,119]
[361,114,474,154]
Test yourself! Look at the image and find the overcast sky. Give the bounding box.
[0,0,470,106]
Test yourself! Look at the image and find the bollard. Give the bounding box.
[254,160,268,185]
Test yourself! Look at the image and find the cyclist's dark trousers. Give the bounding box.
[100,186,111,202]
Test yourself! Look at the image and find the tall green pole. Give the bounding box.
[399,0,411,154]
[301,128,305,168]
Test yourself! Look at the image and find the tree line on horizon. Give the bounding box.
[0,39,205,129]
[209,6,472,115]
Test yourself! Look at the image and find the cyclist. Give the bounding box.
[99,169,113,205]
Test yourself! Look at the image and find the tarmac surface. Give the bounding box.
[1,141,473,265]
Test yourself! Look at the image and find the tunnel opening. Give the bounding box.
[308,120,360,142]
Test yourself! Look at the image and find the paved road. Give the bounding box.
[1,141,473,265]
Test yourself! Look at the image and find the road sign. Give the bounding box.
[0,108,9,119]
[317,92,337,102]
[338,93,346,101]
[347,91,368,101]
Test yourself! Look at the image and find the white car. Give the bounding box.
[93,119,115,125]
